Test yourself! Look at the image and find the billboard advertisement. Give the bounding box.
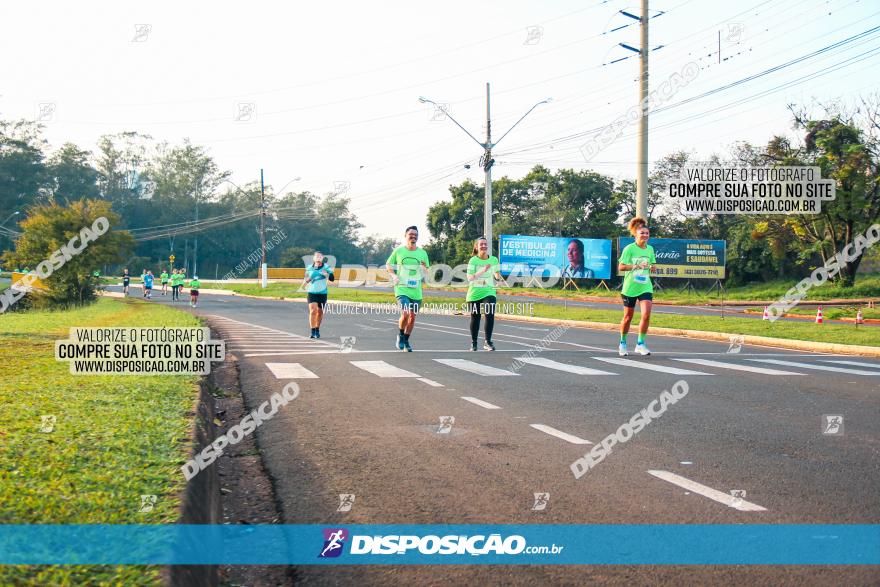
[617,238,726,279]
[499,235,612,279]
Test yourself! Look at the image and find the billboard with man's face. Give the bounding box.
[499,235,612,279]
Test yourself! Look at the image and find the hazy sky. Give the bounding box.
[2,0,878,240]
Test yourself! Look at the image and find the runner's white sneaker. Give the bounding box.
[618,342,628,357]
[634,342,651,356]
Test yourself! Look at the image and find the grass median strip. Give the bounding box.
[213,283,880,347]
[0,297,202,586]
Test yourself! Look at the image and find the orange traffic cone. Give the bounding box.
[815,306,823,324]
[856,309,864,325]
[762,307,769,320]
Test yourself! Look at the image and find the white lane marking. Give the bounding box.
[418,378,444,387]
[749,359,880,376]
[461,396,501,409]
[434,359,519,376]
[500,325,551,332]
[223,335,307,339]
[593,357,712,375]
[647,470,768,512]
[265,362,319,379]
[671,358,804,376]
[350,360,421,378]
[514,356,617,375]
[530,424,591,445]
[413,320,611,352]
[823,360,880,370]
[245,351,338,357]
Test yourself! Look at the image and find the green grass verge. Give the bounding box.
[0,297,202,586]
[213,283,880,347]
[212,273,880,305]
[782,306,880,320]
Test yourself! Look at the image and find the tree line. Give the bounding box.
[426,102,880,287]
[0,124,397,279]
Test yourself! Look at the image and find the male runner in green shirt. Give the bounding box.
[386,226,430,352]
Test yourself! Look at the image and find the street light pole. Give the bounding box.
[260,169,268,289]
[419,89,550,256]
[484,83,493,252]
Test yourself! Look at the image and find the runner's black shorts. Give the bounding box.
[307,293,328,308]
[190,289,199,297]
[621,292,653,307]
[396,295,421,314]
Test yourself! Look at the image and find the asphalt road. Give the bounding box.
[135,287,880,585]
[335,282,877,325]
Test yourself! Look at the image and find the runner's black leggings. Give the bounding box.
[171,285,179,300]
[468,295,496,342]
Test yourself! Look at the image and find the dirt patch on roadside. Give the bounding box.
[210,343,292,587]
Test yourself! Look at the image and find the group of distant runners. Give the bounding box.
[304,217,656,354]
[120,267,201,307]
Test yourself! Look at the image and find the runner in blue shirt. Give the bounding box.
[142,270,154,299]
[303,252,334,339]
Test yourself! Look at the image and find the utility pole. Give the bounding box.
[636,0,650,221]
[260,169,268,288]
[483,83,493,252]
[419,90,551,256]
[193,186,199,276]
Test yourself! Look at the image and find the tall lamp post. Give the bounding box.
[419,87,551,255]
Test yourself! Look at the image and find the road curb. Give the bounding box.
[197,290,880,357]
[493,313,880,358]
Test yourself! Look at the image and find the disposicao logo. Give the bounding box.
[319,528,348,558]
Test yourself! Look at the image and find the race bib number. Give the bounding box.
[633,257,649,283]
[406,277,421,288]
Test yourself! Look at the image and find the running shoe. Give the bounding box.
[396,334,405,350]
[314,329,320,339]
[470,341,478,351]
[634,342,651,356]
[483,341,496,351]
[403,340,413,352]
[618,342,628,356]
[309,330,316,339]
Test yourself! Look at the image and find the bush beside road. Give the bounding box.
[0,298,201,586]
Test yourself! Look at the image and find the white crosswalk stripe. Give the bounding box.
[434,359,519,376]
[749,359,880,376]
[671,358,804,375]
[593,357,712,375]
[514,357,617,375]
[350,360,421,378]
[265,363,319,379]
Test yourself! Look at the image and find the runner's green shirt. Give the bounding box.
[172,273,183,286]
[160,271,169,283]
[466,255,500,302]
[188,278,201,290]
[386,246,430,300]
[619,242,656,297]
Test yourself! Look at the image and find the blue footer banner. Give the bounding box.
[0,525,877,565]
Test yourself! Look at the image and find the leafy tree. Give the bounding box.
[759,104,880,286]
[47,143,101,203]
[2,200,134,308]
